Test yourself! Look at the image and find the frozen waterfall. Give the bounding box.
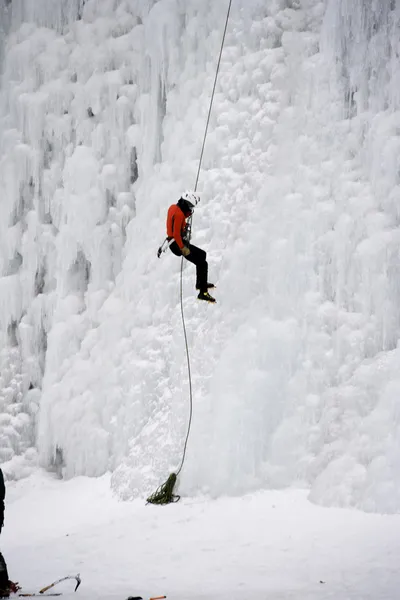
[0,0,400,513]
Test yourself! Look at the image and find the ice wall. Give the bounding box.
[1,0,85,31]
[0,0,400,512]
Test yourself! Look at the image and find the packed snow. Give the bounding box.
[0,0,400,515]
[4,472,400,600]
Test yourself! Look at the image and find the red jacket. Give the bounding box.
[167,204,187,249]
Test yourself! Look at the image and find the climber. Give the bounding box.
[165,191,216,303]
[0,469,19,598]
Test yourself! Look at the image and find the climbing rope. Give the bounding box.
[147,0,233,506]
[194,0,233,193]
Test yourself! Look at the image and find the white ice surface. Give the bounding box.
[4,471,400,600]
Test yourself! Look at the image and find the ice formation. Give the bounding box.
[0,0,400,512]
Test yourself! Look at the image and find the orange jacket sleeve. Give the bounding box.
[167,205,186,249]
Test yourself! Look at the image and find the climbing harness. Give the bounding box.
[147,0,233,505]
[157,217,192,258]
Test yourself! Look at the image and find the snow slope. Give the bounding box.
[0,0,400,512]
[4,472,400,600]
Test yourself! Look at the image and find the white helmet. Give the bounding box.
[181,190,200,208]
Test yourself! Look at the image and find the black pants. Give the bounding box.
[0,552,8,590]
[170,242,208,291]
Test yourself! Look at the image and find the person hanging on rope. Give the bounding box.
[165,191,216,303]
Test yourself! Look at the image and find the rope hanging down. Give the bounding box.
[147,0,233,506]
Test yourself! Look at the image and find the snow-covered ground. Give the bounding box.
[4,471,400,600]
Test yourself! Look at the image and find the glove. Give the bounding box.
[181,246,191,257]
[8,581,21,593]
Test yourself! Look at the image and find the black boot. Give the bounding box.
[197,290,216,303]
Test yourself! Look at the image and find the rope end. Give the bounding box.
[146,473,180,505]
